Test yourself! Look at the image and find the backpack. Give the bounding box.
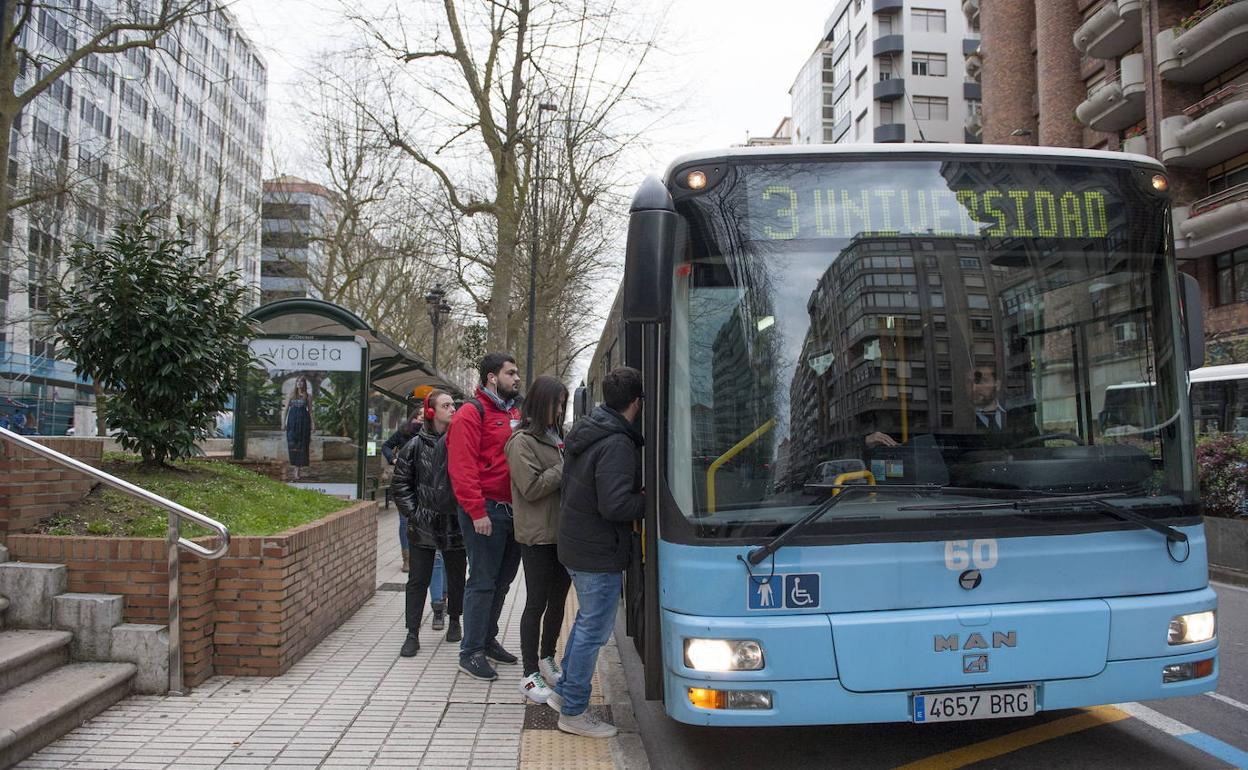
[427,398,485,515]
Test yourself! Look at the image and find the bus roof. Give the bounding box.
[1190,363,1248,383]
[662,144,1165,183]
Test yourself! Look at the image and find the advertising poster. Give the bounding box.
[235,335,369,499]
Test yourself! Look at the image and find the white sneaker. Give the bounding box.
[519,672,551,704]
[539,656,562,687]
[557,710,618,739]
[546,689,564,713]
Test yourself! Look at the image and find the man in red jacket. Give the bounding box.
[450,352,524,680]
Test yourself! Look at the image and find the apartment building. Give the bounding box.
[0,2,267,434]
[981,0,1248,364]
[789,0,982,145]
[260,177,334,305]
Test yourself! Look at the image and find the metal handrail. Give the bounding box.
[1190,181,1248,217]
[1183,83,1248,118]
[0,426,230,695]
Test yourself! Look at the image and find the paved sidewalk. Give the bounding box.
[15,506,640,769]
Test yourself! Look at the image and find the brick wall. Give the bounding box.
[0,437,103,541]
[213,501,378,676]
[7,501,377,686]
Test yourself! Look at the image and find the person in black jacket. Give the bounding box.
[383,409,423,572]
[545,367,644,739]
[392,390,465,656]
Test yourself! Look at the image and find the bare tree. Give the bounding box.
[341,0,663,358]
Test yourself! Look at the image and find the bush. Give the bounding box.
[49,214,258,467]
[1195,434,1248,518]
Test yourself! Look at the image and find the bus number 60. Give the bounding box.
[944,539,999,571]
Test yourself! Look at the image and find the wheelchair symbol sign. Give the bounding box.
[746,573,820,610]
[785,573,820,608]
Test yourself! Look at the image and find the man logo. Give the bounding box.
[964,654,989,674]
[959,569,982,590]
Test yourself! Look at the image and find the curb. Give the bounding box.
[600,632,651,770]
[1210,565,1248,589]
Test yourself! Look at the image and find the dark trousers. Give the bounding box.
[406,547,465,632]
[458,501,522,659]
[519,543,572,676]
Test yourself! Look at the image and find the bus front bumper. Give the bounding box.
[663,646,1219,726]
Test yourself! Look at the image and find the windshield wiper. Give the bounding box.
[897,491,1188,544]
[746,484,944,565]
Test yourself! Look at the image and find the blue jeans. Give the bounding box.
[399,514,409,550]
[458,501,521,659]
[554,569,622,717]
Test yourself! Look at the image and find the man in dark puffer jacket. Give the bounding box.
[546,367,644,739]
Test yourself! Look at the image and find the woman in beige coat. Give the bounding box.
[505,375,570,704]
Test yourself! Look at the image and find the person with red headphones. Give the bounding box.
[392,389,466,655]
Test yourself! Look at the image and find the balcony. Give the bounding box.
[1074,53,1145,132]
[964,81,982,101]
[1175,183,1248,259]
[965,107,983,137]
[873,34,905,57]
[875,123,906,143]
[873,0,903,12]
[1072,0,1142,59]
[962,0,979,21]
[874,77,905,101]
[1122,132,1148,155]
[1159,85,1248,167]
[1156,0,1248,83]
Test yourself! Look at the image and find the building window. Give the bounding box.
[912,52,947,77]
[879,14,896,36]
[822,54,835,83]
[912,8,947,32]
[1209,160,1248,194]
[855,27,867,54]
[879,56,895,81]
[913,96,949,120]
[878,101,896,124]
[855,69,867,96]
[856,112,867,139]
[1216,249,1248,306]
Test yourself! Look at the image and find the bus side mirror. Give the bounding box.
[1180,272,1204,371]
[623,176,676,323]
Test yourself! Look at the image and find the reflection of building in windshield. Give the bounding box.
[786,233,1017,486]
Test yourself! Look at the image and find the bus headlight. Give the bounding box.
[1168,611,1216,644]
[684,638,765,671]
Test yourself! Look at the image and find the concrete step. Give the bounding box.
[0,563,67,629]
[0,662,135,769]
[0,630,72,694]
[0,597,8,632]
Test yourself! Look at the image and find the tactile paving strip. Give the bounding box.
[524,703,613,730]
[519,727,616,769]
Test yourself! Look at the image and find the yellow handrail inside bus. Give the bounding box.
[706,418,776,513]
[830,469,877,496]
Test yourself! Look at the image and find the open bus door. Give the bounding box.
[621,176,675,701]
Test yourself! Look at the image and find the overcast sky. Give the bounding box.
[231,0,832,176]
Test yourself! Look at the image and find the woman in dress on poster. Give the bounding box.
[285,376,314,480]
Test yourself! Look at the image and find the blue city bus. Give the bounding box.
[582,145,1218,726]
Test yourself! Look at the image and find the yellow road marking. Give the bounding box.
[894,705,1132,770]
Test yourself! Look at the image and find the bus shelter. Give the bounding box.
[236,298,465,500]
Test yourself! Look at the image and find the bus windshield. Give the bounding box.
[665,156,1198,540]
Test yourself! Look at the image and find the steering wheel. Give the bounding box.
[1018,432,1085,447]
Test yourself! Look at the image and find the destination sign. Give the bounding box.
[750,185,1111,241]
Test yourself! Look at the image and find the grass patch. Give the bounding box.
[37,455,350,538]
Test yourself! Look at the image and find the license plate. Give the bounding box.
[913,685,1036,723]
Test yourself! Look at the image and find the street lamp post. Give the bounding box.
[526,101,559,388]
[425,284,452,370]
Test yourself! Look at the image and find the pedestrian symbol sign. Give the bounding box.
[746,573,821,610]
[747,576,781,609]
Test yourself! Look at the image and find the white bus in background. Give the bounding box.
[1189,363,1248,437]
